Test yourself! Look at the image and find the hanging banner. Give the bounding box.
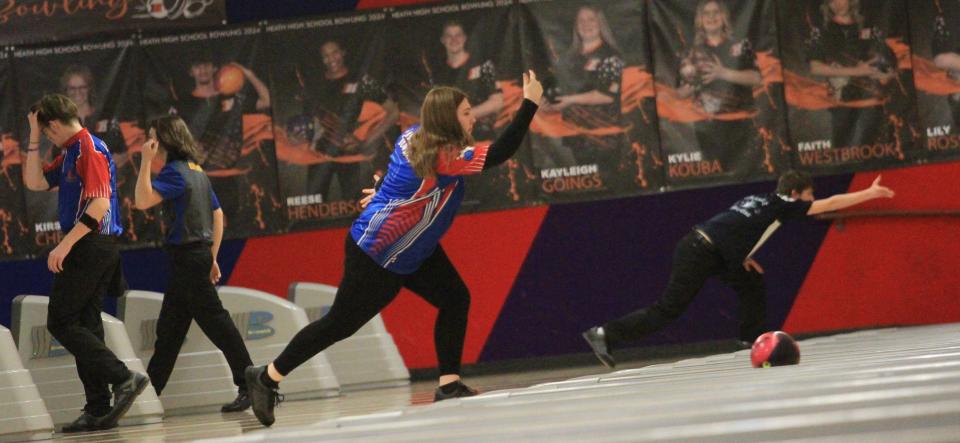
[777,0,922,173]
[0,0,227,46]
[649,0,790,189]
[521,0,662,202]
[141,26,284,240]
[12,36,159,250]
[909,0,960,159]
[388,1,539,213]
[0,49,32,260]
[266,11,396,230]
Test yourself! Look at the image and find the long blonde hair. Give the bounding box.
[821,0,864,29]
[569,6,621,57]
[407,87,474,178]
[694,0,733,46]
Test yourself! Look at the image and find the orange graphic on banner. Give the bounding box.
[2,134,21,189]
[119,122,146,153]
[275,127,319,165]
[0,208,13,255]
[207,114,273,177]
[783,70,886,110]
[496,80,523,129]
[530,112,627,137]
[912,55,960,96]
[655,82,757,123]
[887,38,912,71]
[118,122,162,173]
[621,66,654,115]
[756,51,783,85]
[243,114,274,153]
[398,112,420,132]
[352,101,387,141]
[783,39,910,111]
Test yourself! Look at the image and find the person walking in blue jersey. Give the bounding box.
[244,71,544,428]
[23,94,149,433]
[133,115,255,413]
[582,170,895,369]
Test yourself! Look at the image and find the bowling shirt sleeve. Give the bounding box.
[210,187,222,211]
[482,98,539,170]
[42,153,65,188]
[151,165,186,200]
[76,141,112,199]
[435,143,490,176]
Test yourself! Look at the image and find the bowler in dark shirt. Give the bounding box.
[582,170,895,368]
[134,115,254,413]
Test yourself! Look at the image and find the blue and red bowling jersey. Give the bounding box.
[351,125,489,274]
[43,128,123,236]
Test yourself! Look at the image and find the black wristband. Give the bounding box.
[79,213,100,231]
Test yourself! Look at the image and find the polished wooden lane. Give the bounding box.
[49,362,660,442]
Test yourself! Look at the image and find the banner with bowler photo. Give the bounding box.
[777,0,922,174]
[520,0,664,202]
[141,25,285,240]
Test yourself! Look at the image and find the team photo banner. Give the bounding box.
[265,10,395,230]
[0,0,946,260]
[12,36,159,251]
[389,1,538,213]
[777,0,922,174]
[141,26,285,240]
[521,0,663,202]
[0,50,32,260]
[650,0,791,189]
[909,0,960,160]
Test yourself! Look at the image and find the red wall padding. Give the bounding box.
[784,163,960,332]
[229,207,548,368]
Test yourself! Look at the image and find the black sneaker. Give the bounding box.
[582,326,616,368]
[60,412,105,433]
[99,372,150,430]
[245,366,283,427]
[433,380,478,402]
[221,391,250,413]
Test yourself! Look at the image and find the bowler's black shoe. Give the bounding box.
[221,391,251,413]
[60,412,104,433]
[245,366,283,427]
[99,372,150,430]
[582,326,616,368]
[434,380,478,402]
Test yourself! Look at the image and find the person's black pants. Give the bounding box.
[147,243,254,395]
[603,230,766,347]
[273,234,470,376]
[829,105,885,149]
[694,118,754,170]
[47,235,131,416]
